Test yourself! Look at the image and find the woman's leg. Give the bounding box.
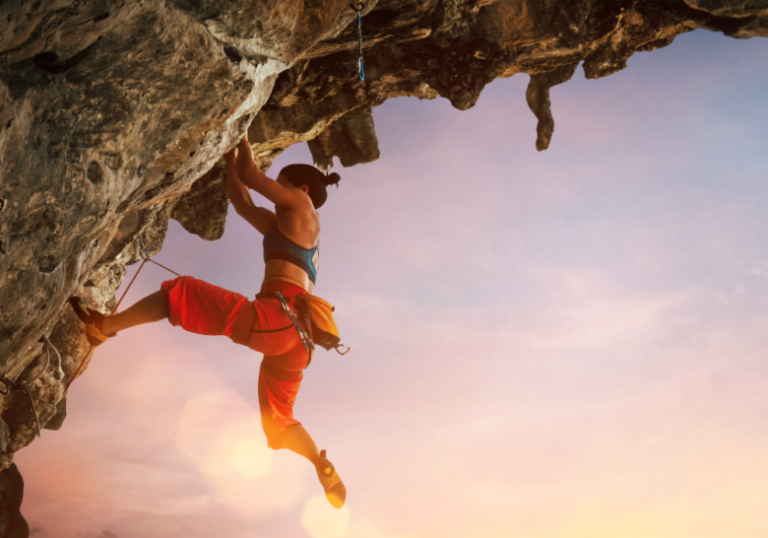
[278,424,320,464]
[101,291,168,334]
[280,424,345,508]
[257,364,346,508]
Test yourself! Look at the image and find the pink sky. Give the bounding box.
[17,30,768,538]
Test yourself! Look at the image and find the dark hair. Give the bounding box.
[279,164,340,209]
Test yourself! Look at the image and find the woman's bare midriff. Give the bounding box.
[263,259,314,294]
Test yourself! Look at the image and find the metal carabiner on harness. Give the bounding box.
[275,291,315,353]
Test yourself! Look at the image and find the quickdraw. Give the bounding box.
[351,3,365,81]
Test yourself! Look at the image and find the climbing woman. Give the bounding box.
[68,135,346,508]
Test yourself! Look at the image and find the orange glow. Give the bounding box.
[174,389,309,515]
[176,389,274,480]
[301,495,352,538]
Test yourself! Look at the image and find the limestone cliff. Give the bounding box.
[0,0,766,471]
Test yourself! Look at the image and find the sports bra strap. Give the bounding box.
[263,226,319,284]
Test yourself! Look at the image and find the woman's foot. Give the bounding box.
[68,297,116,347]
[316,449,346,509]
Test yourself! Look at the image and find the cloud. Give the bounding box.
[751,260,768,277]
[301,495,351,538]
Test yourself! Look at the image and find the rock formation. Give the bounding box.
[0,0,766,473]
[0,464,28,538]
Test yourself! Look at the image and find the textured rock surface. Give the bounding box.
[0,0,766,474]
[0,464,28,538]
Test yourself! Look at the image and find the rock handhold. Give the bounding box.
[525,63,580,152]
[43,397,66,431]
[171,164,229,241]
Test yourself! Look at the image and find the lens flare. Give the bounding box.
[175,389,300,515]
[301,494,352,538]
[345,520,388,538]
[176,389,274,481]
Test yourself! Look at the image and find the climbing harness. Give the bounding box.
[64,242,180,396]
[252,290,315,353]
[351,3,365,81]
[251,292,349,358]
[0,334,59,438]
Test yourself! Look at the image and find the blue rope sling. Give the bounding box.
[352,3,365,81]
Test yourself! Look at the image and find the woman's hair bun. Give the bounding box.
[322,172,341,188]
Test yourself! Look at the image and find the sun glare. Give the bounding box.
[345,520,388,538]
[301,495,352,538]
[231,436,273,479]
[554,505,680,538]
[176,389,274,481]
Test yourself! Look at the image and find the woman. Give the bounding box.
[69,135,346,508]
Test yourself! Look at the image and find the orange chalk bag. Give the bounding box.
[302,295,349,355]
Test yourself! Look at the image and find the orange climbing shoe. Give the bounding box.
[68,297,115,347]
[316,449,346,509]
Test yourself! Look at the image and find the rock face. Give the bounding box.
[0,464,28,538]
[0,0,766,470]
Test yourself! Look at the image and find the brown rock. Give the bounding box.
[171,164,229,241]
[308,107,381,171]
[0,464,28,538]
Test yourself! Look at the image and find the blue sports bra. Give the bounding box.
[263,226,319,284]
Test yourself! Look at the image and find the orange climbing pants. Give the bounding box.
[160,276,311,449]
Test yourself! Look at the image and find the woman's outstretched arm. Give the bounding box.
[235,136,307,208]
[225,147,276,235]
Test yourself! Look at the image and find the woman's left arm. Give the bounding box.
[235,136,305,208]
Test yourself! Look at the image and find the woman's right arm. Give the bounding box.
[225,148,276,235]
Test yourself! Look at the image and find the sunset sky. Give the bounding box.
[16,29,768,538]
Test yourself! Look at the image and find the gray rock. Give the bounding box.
[43,396,66,431]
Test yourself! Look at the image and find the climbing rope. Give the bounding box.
[43,334,62,381]
[351,3,365,81]
[0,334,56,438]
[146,258,181,277]
[64,245,180,396]
[139,235,181,277]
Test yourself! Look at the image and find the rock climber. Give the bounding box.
[69,135,346,508]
